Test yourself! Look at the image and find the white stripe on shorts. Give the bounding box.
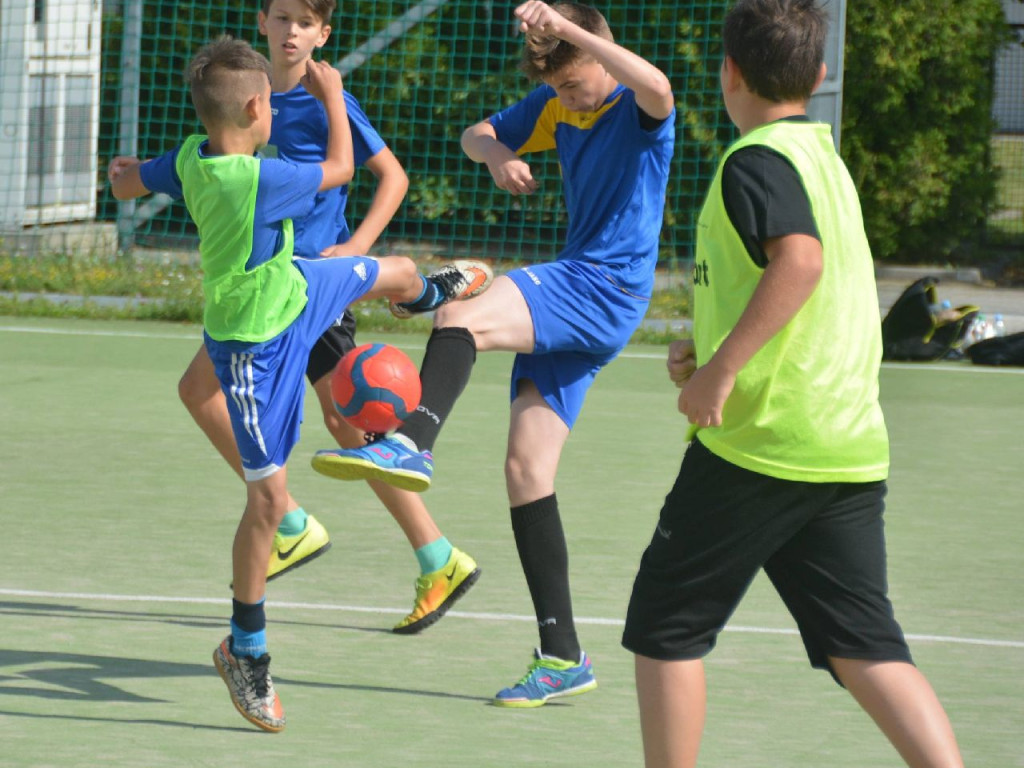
[229,352,268,456]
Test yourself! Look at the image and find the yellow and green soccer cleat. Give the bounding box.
[393,547,481,634]
[266,514,331,581]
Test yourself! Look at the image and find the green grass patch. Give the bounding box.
[0,251,691,341]
[0,318,1020,768]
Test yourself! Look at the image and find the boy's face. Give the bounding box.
[542,59,613,113]
[258,0,330,68]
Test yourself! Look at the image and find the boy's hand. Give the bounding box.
[666,339,696,387]
[678,359,735,428]
[488,155,538,196]
[320,242,363,258]
[108,156,141,183]
[514,1,570,38]
[301,59,343,103]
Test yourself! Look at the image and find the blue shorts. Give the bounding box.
[204,256,379,481]
[506,260,649,428]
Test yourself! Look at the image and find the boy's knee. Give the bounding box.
[433,301,460,327]
[178,368,204,408]
[505,451,551,494]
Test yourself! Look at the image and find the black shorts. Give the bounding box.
[306,309,357,384]
[622,439,912,678]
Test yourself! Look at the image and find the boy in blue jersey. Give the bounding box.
[169,0,485,634]
[313,0,676,707]
[110,37,487,732]
[620,1,964,765]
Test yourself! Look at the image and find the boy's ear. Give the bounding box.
[257,10,268,36]
[316,24,331,48]
[721,55,743,93]
[810,62,827,95]
[244,92,262,124]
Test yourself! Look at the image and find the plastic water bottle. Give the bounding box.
[979,314,996,341]
[993,314,1006,338]
[964,314,989,347]
[933,299,958,323]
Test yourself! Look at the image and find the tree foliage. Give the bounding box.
[841,0,1012,261]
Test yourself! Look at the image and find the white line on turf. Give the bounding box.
[3,324,1023,373]
[0,324,201,341]
[1,588,1021,650]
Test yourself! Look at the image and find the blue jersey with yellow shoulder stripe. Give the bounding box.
[489,83,674,296]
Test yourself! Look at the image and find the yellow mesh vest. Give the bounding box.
[692,121,888,482]
[176,135,308,342]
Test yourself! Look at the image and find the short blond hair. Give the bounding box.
[519,3,613,81]
[187,36,272,128]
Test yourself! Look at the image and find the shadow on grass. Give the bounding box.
[0,599,396,635]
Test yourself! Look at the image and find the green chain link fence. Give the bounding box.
[1,0,1020,264]
[95,0,736,267]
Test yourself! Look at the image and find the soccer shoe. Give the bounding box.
[311,436,433,492]
[492,649,597,708]
[213,637,286,732]
[393,547,482,634]
[390,259,493,318]
[267,514,332,581]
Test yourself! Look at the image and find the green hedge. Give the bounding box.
[841,0,1012,261]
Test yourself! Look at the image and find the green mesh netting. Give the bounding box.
[99,0,736,265]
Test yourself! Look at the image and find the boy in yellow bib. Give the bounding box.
[621,1,964,766]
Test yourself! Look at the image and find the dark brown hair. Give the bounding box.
[723,0,827,102]
[519,3,613,81]
[187,36,272,128]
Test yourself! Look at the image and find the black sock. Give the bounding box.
[399,327,476,452]
[510,494,580,662]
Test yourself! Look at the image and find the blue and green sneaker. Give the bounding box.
[493,649,597,708]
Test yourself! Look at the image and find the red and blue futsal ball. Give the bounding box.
[331,343,421,434]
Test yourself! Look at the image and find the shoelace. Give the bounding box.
[514,659,548,686]
[429,265,471,302]
[248,655,272,699]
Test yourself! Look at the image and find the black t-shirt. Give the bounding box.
[720,116,820,268]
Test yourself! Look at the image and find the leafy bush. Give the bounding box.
[841,0,1013,261]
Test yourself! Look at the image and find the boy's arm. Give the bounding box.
[321,147,408,257]
[108,156,151,200]
[301,60,354,191]
[461,120,538,196]
[680,235,823,427]
[514,1,674,120]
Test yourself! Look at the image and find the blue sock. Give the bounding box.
[231,597,267,658]
[415,537,453,574]
[398,275,444,313]
[278,507,308,537]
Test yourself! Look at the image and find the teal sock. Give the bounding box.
[278,507,308,537]
[415,537,453,575]
[398,275,444,313]
[230,597,267,658]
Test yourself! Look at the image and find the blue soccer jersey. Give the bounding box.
[265,86,388,257]
[487,84,674,428]
[489,83,675,296]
